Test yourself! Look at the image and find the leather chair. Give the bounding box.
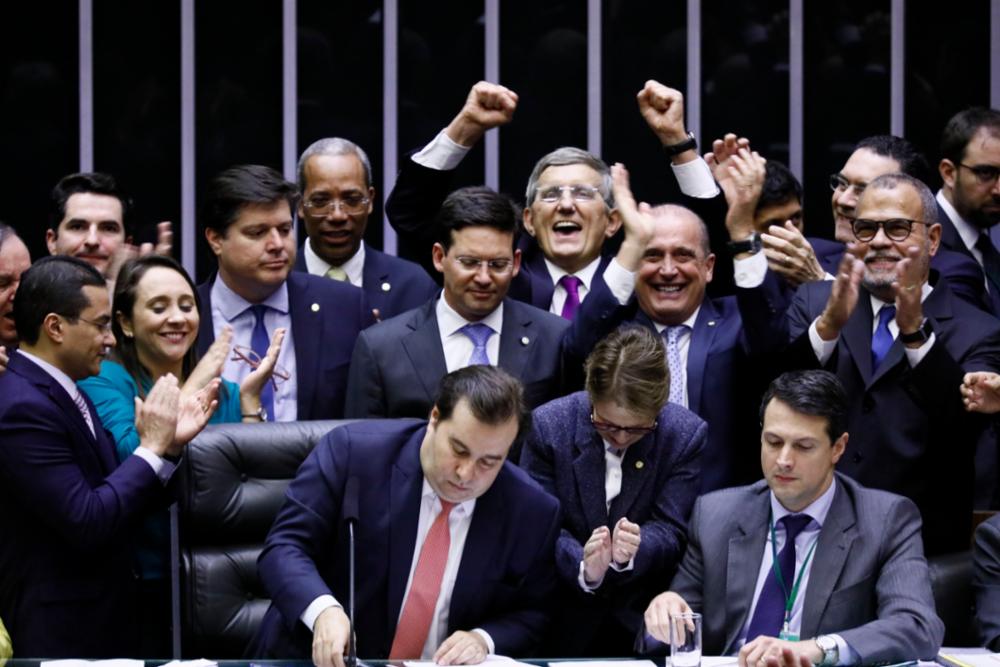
[172,420,352,657]
[927,550,976,646]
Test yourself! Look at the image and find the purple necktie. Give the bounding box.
[560,275,583,320]
[460,323,493,366]
[745,513,813,641]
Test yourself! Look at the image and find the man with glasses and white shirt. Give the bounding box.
[345,186,571,421]
[293,137,437,320]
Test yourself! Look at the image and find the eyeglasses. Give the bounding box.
[851,218,930,243]
[537,184,603,203]
[452,256,515,274]
[958,163,1000,186]
[590,411,658,437]
[302,194,370,216]
[231,345,291,391]
[829,174,866,197]
[73,316,114,334]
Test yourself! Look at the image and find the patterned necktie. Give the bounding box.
[664,325,688,405]
[460,323,493,366]
[72,390,95,438]
[559,275,583,320]
[871,305,896,371]
[389,500,456,659]
[325,265,348,282]
[249,304,274,419]
[745,513,813,641]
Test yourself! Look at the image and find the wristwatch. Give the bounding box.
[814,635,838,666]
[663,131,697,157]
[727,231,762,255]
[242,406,268,422]
[899,318,933,345]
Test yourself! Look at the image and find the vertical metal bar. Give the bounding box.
[169,503,181,658]
[283,0,298,187]
[485,0,500,190]
[383,0,399,255]
[79,0,93,172]
[890,0,905,136]
[789,0,804,182]
[993,0,1000,108]
[587,0,601,157]
[181,0,196,276]
[686,0,701,146]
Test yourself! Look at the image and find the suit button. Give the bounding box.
[240,473,249,482]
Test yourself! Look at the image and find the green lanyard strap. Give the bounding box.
[768,511,819,622]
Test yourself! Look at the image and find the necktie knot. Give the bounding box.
[250,304,269,323]
[877,304,896,327]
[325,265,348,281]
[779,513,812,542]
[559,275,583,320]
[871,304,897,371]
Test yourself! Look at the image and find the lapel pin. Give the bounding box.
[707,320,716,327]
[635,460,644,470]
[520,336,530,346]
[311,303,320,312]
[381,282,391,292]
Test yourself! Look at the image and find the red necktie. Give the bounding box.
[389,500,456,659]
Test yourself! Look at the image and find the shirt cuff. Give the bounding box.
[577,559,604,592]
[133,447,177,485]
[411,130,472,171]
[734,252,768,288]
[904,333,936,367]
[471,628,495,655]
[671,158,719,199]
[831,634,857,666]
[604,258,637,305]
[301,594,341,632]
[609,556,635,572]
[808,319,838,365]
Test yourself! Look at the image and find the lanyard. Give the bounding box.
[768,512,818,639]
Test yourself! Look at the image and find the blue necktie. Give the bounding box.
[745,513,813,642]
[871,305,896,371]
[664,325,688,405]
[460,323,493,366]
[250,304,274,420]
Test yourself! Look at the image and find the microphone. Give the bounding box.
[343,477,361,667]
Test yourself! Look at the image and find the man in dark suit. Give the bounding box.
[252,366,560,665]
[197,165,376,421]
[522,325,706,655]
[745,173,1000,555]
[973,513,1000,651]
[935,108,1000,314]
[0,223,30,355]
[0,256,214,657]
[642,370,944,666]
[346,186,570,419]
[293,137,437,320]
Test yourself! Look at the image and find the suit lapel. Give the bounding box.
[497,300,532,380]
[196,280,216,355]
[524,248,556,310]
[386,432,425,634]
[610,433,655,522]
[841,289,875,386]
[400,302,449,405]
[687,300,722,414]
[286,273,322,417]
[573,419,611,529]
[450,471,506,630]
[800,481,857,638]
[723,486,770,655]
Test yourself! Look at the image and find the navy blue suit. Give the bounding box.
[197,272,376,420]
[251,419,561,659]
[345,297,572,420]
[747,275,1000,554]
[0,352,173,657]
[521,392,706,655]
[293,244,438,320]
[566,280,765,492]
[385,156,616,312]
[935,201,1000,315]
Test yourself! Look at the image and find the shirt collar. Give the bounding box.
[18,349,81,401]
[543,255,602,291]
[937,189,981,252]
[769,475,838,530]
[420,478,476,517]
[651,305,701,334]
[304,238,366,286]
[435,294,505,338]
[212,274,290,321]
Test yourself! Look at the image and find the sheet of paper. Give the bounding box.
[552,660,660,667]
[405,655,536,667]
[161,660,219,667]
[938,651,1000,667]
[41,661,144,667]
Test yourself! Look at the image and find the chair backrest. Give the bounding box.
[173,420,352,657]
[927,550,976,647]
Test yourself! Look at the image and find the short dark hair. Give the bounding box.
[434,365,531,442]
[759,370,848,444]
[940,107,1000,165]
[585,325,669,417]
[853,135,932,185]
[112,255,202,395]
[48,172,132,236]
[14,256,106,346]
[434,186,519,251]
[202,164,298,235]
[757,161,803,212]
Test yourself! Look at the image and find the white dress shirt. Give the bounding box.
[436,296,503,371]
[303,237,366,287]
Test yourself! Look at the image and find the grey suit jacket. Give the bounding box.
[345,296,570,418]
[974,514,1000,650]
[666,474,943,663]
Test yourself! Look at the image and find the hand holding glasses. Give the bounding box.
[231,328,290,393]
